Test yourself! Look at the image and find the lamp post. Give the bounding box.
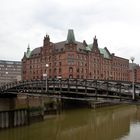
[5,71,8,84]
[46,64,49,92]
[130,57,135,100]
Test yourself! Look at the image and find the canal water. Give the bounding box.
[0,105,140,140]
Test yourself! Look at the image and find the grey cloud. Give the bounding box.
[0,0,140,63]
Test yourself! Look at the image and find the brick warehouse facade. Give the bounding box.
[129,63,140,83]
[22,29,129,81]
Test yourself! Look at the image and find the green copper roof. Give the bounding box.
[26,45,31,58]
[99,48,110,59]
[85,44,110,59]
[66,29,75,43]
[85,44,92,51]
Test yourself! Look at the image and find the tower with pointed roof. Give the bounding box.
[93,36,98,47]
[26,44,31,58]
[66,29,76,44]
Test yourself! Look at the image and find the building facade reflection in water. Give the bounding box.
[0,105,140,140]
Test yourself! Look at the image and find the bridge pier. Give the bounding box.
[0,96,30,128]
[0,109,28,129]
[0,95,54,128]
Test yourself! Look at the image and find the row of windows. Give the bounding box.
[26,54,128,69]
[28,62,62,69]
[25,69,127,79]
[113,63,128,68]
[24,72,128,81]
[25,64,128,76]
[0,68,21,71]
[0,73,21,77]
[0,64,21,67]
[28,55,60,63]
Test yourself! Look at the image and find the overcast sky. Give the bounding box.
[0,0,140,64]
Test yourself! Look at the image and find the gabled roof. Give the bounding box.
[86,44,92,51]
[75,41,85,51]
[99,48,110,59]
[86,44,111,59]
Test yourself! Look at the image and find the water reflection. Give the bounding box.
[0,105,140,140]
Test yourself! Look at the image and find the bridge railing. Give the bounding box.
[0,78,140,100]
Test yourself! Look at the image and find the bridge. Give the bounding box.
[0,79,140,101]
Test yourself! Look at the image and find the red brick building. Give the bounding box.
[22,29,129,81]
[129,63,140,83]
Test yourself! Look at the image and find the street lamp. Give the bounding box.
[5,71,8,84]
[46,64,49,92]
[130,57,135,100]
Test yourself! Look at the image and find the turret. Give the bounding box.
[93,36,98,48]
[66,29,76,44]
[43,34,50,46]
[83,40,88,47]
[92,36,100,53]
[26,44,31,58]
[27,44,30,53]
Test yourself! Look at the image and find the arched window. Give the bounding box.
[54,68,57,74]
[69,74,73,78]
[69,67,73,73]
